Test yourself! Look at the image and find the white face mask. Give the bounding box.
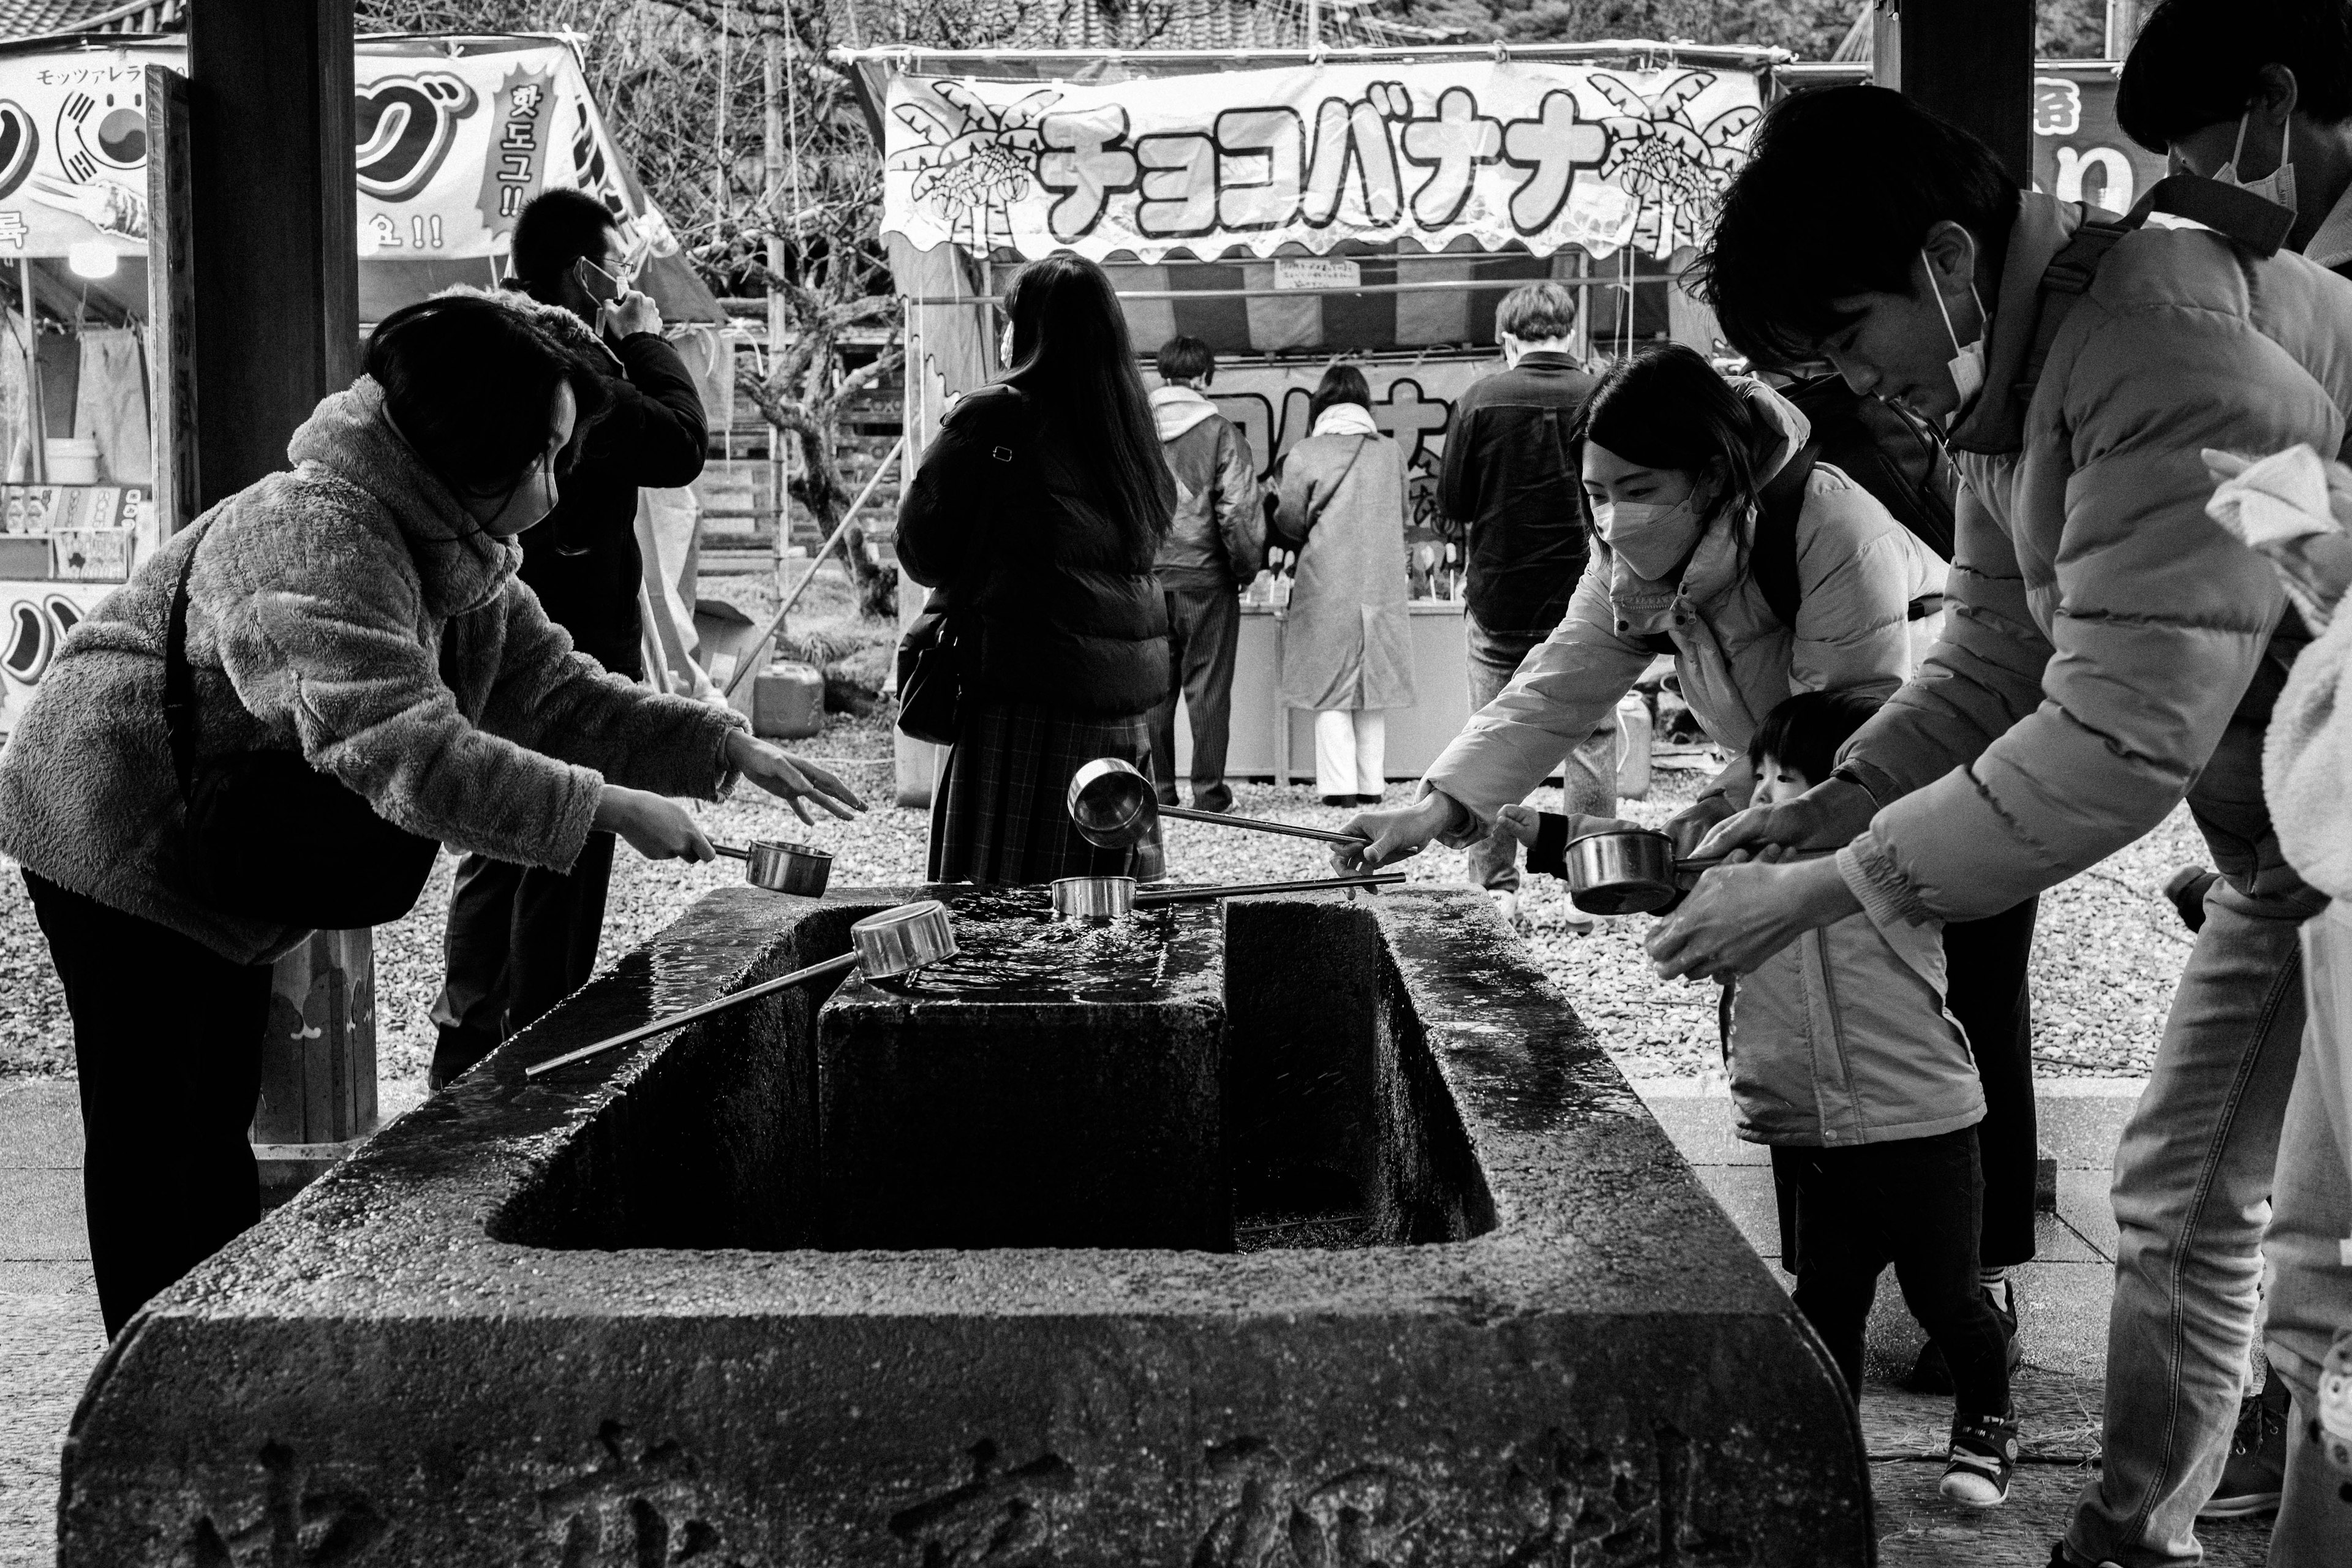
[482,456,559,537]
[2215,109,2298,215]
[1593,496,1706,581]
[1921,242,1988,431]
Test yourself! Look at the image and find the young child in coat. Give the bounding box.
[1501,688,2020,1506]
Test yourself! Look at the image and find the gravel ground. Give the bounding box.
[0,711,2207,1093]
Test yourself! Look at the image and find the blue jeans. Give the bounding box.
[2067,872,2322,1566]
[1461,610,1613,894]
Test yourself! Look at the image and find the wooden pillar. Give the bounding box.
[1879,0,2035,184]
[2106,0,2150,61]
[188,0,356,505]
[189,3,377,1194]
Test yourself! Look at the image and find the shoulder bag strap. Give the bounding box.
[162,521,208,805]
[1300,435,1372,540]
[1749,442,1820,630]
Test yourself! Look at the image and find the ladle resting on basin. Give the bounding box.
[1051,872,1407,919]
[524,900,956,1077]
[1066,757,1371,850]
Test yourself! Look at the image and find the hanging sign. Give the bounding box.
[2029,63,2168,217]
[0,38,684,268]
[880,60,1763,263]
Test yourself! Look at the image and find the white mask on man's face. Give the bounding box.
[2215,108,2299,215]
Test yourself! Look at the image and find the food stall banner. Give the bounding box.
[0,36,685,274]
[879,59,1765,263]
[2030,62,2168,216]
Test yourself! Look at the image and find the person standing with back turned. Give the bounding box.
[1147,335,1263,814]
[1438,283,1607,925]
[428,189,710,1089]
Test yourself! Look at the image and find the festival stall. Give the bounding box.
[845,41,1790,803]
[0,31,722,736]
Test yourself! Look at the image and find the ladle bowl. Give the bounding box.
[714,838,834,897]
[1051,875,1136,921]
[1066,757,1372,850]
[1561,829,1725,916]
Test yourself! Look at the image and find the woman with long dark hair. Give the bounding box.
[1273,364,1415,805]
[0,293,863,1337]
[897,252,1174,882]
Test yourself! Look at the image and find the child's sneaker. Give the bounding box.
[1940,1412,2019,1507]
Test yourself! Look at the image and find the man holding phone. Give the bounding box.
[428,187,711,1088]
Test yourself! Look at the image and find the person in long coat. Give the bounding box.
[1273,364,1416,805]
[897,254,1174,882]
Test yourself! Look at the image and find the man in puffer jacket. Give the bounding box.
[428,189,709,1089]
[1650,85,2352,1568]
[1145,336,1262,813]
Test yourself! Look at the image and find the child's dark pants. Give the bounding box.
[1771,1126,2013,1418]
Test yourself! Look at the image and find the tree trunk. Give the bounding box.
[788,423,896,620]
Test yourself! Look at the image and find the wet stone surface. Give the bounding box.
[58,883,1875,1567]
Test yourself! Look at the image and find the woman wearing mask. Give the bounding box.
[0,294,862,1338]
[1273,364,1416,806]
[898,254,1174,883]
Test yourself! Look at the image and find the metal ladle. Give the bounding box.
[1050,871,1408,920]
[523,900,957,1078]
[1066,757,1371,851]
[712,838,834,897]
[1559,828,1728,916]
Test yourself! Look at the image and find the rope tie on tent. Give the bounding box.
[1490,40,1510,64]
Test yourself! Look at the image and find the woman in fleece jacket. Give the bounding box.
[0,294,862,1337]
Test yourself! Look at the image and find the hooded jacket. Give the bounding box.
[1727,875,1985,1147]
[1420,380,1940,833]
[437,284,708,680]
[897,385,1171,717]
[0,376,747,965]
[1834,193,2352,927]
[1150,385,1264,590]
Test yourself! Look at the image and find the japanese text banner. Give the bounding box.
[881,60,1764,263]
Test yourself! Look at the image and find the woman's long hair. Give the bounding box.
[1578,342,1769,526]
[998,254,1172,553]
[1307,363,1373,429]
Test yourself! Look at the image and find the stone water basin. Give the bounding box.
[59,883,1871,1566]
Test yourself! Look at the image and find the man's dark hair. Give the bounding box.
[2117,1,2352,154]
[510,188,620,292]
[1691,86,2020,368]
[1495,282,1578,342]
[1156,334,1215,383]
[367,295,612,501]
[1747,688,1884,786]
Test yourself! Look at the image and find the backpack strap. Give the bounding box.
[1748,440,1819,631]
[2019,176,2291,397]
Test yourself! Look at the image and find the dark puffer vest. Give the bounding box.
[897,386,1170,717]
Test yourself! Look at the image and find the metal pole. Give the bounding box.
[723,435,906,699]
[18,256,42,482]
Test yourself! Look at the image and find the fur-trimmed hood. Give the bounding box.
[432,281,622,370]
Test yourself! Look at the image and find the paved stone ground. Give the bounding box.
[0,1076,2282,1566]
[1643,1077,2275,1568]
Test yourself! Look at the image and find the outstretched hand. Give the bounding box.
[1693,775,1877,862]
[1644,851,1856,982]
[726,733,866,826]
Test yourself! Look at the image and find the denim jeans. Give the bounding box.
[2259,903,2352,1568]
[2067,872,2322,1566]
[1461,610,1614,893]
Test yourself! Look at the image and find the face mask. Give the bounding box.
[2215,109,2297,214]
[1921,242,1988,431]
[481,456,559,538]
[1593,496,1705,581]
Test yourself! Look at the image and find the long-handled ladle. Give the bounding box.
[1065,756,1373,850]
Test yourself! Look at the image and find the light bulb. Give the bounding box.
[66,242,115,280]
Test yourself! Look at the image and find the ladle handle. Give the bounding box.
[710,843,751,862]
[522,951,860,1079]
[1157,805,1370,845]
[1135,872,1408,907]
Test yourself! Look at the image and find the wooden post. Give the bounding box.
[1887,0,2034,183]
[189,2,375,1196]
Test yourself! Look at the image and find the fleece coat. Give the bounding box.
[1836,192,2352,927]
[0,375,747,965]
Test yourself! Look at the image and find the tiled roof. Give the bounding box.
[0,0,183,45]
